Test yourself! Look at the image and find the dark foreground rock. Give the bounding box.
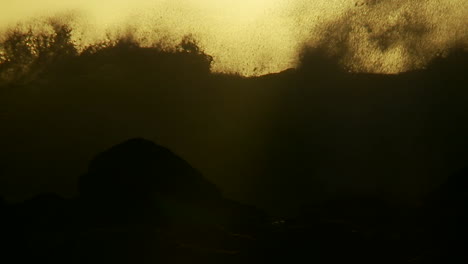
[1,138,267,263]
[1,138,467,263]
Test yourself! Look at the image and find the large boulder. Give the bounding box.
[78,138,223,216]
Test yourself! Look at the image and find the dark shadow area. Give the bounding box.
[0,138,268,263]
[0,20,467,263]
[1,138,467,263]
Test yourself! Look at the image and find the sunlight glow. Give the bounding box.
[0,0,466,76]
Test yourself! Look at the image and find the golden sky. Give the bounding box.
[1,0,467,76]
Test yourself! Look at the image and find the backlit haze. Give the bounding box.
[1,0,467,76]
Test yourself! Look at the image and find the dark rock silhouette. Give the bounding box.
[79,138,266,230]
[79,138,222,210]
[2,139,468,263]
[0,139,269,263]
